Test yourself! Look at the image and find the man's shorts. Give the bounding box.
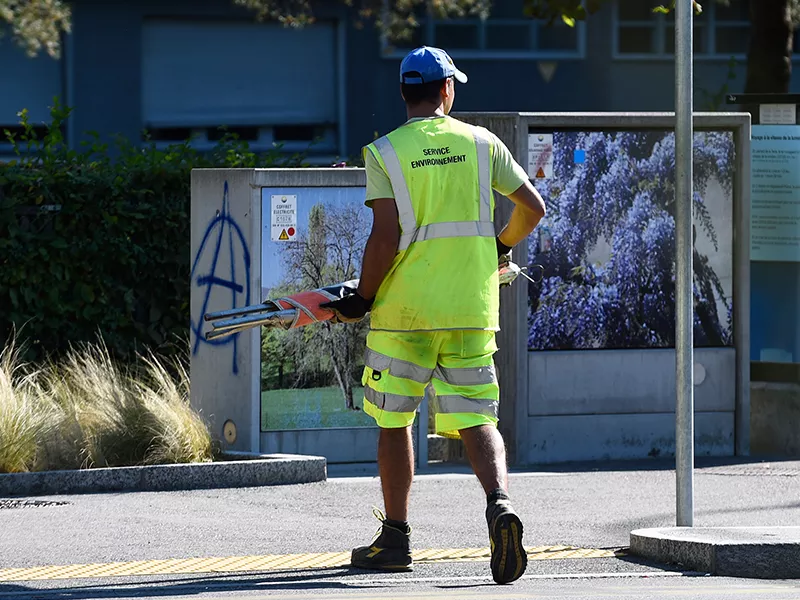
[360,329,500,439]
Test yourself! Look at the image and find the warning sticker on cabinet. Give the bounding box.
[528,133,554,179]
[271,195,297,242]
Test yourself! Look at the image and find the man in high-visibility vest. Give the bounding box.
[321,45,546,584]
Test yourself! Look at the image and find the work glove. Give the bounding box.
[320,291,374,324]
[496,237,513,269]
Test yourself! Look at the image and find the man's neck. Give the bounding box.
[406,104,447,120]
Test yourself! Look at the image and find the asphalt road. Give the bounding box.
[1,457,799,599]
[4,570,800,600]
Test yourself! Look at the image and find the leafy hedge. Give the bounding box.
[0,101,308,363]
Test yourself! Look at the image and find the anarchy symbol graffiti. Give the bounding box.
[190,181,251,374]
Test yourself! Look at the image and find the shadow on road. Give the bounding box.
[0,567,413,599]
[0,553,698,599]
[608,551,694,573]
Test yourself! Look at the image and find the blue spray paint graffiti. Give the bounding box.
[190,181,251,374]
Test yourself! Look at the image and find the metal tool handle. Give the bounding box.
[204,301,279,322]
[204,309,297,340]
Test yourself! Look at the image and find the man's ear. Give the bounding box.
[442,77,455,99]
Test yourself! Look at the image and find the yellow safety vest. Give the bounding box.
[364,115,499,332]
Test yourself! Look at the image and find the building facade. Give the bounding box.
[4,0,799,460]
[2,0,797,164]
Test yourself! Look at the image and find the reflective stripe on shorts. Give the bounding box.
[433,364,497,386]
[364,347,433,384]
[364,386,424,413]
[433,395,499,418]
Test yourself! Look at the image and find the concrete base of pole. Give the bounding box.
[630,526,800,579]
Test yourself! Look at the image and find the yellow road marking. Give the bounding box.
[0,546,625,582]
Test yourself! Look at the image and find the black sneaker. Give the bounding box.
[486,493,527,584]
[350,509,413,571]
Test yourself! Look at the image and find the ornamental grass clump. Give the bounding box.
[0,338,59,473]
[0,333,213,474]
[128,351,213,466]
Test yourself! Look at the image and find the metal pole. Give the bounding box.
[675,0,694,527]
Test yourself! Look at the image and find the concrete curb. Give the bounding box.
[630,526,800,579]
[0,453,327,497]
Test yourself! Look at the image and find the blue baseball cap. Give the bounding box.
[399,46,468,85]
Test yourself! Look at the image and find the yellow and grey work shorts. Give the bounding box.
[361,329,500,439]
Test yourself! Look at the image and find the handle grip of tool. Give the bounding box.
[498,261,522,287]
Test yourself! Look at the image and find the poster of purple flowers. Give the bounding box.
[527,130,735,351]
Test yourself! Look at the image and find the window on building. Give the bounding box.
[0,34,63,160]
[613,0,752,59]
[383,16,586,59]
[140,19,343,163]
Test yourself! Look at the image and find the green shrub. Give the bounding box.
[0,99,308,364]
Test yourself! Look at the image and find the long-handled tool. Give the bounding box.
[204,262,542,341]
[204,280,358,341]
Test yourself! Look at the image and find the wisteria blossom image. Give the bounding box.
[528,130,735,351]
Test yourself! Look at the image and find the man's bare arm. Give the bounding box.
[356,198,400,300]
[497,180,547,249]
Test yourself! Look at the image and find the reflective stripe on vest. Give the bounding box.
[372,129,493,252]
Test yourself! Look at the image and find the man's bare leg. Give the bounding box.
[459,424,509,494]
[460,423,526,584]
[378,426,414,522]
[350,425,414,571]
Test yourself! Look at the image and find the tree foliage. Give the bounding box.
[7,0,797,60]
[0,0,71,58]
[5,0,800,102]
[233,0,493,42]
